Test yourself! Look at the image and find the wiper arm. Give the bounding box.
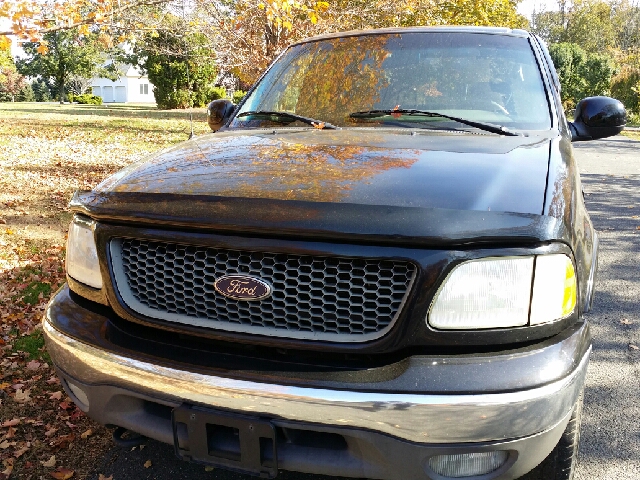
[236,110,338,130]
[350,109,521,136]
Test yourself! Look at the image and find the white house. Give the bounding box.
[92,65,155,104]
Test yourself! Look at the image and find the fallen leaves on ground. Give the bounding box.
[0,103,202,480]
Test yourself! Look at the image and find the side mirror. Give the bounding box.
[569,96,626,142]
[207,99,235,132]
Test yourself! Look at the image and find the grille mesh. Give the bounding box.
[111,238,416,341]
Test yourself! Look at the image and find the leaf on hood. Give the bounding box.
[143,460,152,468]
[98,475,113,480]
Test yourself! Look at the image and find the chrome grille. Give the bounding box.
[110,238,416,342]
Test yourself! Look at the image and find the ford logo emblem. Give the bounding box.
[213,275,272,301]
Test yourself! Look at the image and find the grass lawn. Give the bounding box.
[0,102,209,479]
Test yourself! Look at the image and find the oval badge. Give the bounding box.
[214,275,272,301]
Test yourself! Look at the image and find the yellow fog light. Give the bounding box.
[530,254,577,325]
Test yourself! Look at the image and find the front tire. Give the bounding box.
[520,393,583,480]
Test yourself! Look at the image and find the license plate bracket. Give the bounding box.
[172,405,278,478]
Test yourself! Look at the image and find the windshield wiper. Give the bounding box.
[349,109,521,136]
[237,110,338,130]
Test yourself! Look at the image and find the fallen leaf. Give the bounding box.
[49,391,63,400]
[14,388,31,403]
[80,429,92,439]
[44,427,58,437]
[630,344,639,350]
[98,475,113,480]
[205,466,215,472]
[14,444,29,458]
[5,426,15,439]
[41,455,56,467]
[0,440,15,449]
[620,319,633,325]
[50,467,74,479]
[0,419,19,428]
[144,460,152,468]
[26,360,41,371]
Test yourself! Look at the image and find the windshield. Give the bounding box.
[231,32,551,131]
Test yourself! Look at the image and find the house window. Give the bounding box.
[140,84,149,95]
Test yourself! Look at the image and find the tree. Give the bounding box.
[17,82,36,102]
[31,79,53,102]
[17,28,114,103]
[0,48,25,102]
[199,0,529,85]
[133,16,218,109]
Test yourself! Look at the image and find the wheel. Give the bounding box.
[519,393,583,480]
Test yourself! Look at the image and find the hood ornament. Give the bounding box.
[214,275,272,301]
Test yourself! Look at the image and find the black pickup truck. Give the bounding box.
[44,27,625,480]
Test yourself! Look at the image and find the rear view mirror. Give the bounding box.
[207,99,235,132]
[569,96,626,142]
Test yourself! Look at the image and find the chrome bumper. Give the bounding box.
[43,316,589,444]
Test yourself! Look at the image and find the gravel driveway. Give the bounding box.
[90,136,640,480]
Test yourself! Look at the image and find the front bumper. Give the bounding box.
[43,288,591,479]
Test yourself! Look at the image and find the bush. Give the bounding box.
[611,68,640,114]
[209,86,227,101]
[232,90,247,104]
[549,43,615,110]
[73,93,103,105]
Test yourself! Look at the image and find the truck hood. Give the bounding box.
[97,128,550,214]
[75,129,562,247]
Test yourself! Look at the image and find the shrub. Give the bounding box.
[74,93,103,105]
[232,90,247,104]
[209,86,227,101]
[611,68,640,114]
[549,43,615,110]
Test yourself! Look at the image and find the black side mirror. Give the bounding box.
[207,99,235,132]
[569,96,626,142]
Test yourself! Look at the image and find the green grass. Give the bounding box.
[13,329,51,362]
[21,281,53,305]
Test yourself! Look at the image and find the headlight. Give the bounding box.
[429,254,576,330]
[66,216,102,289]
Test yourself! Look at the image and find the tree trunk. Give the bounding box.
[59,82,64,104]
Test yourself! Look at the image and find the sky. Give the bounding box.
[517,0,559,18]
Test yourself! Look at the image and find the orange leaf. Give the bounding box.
[50,467,74,480]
